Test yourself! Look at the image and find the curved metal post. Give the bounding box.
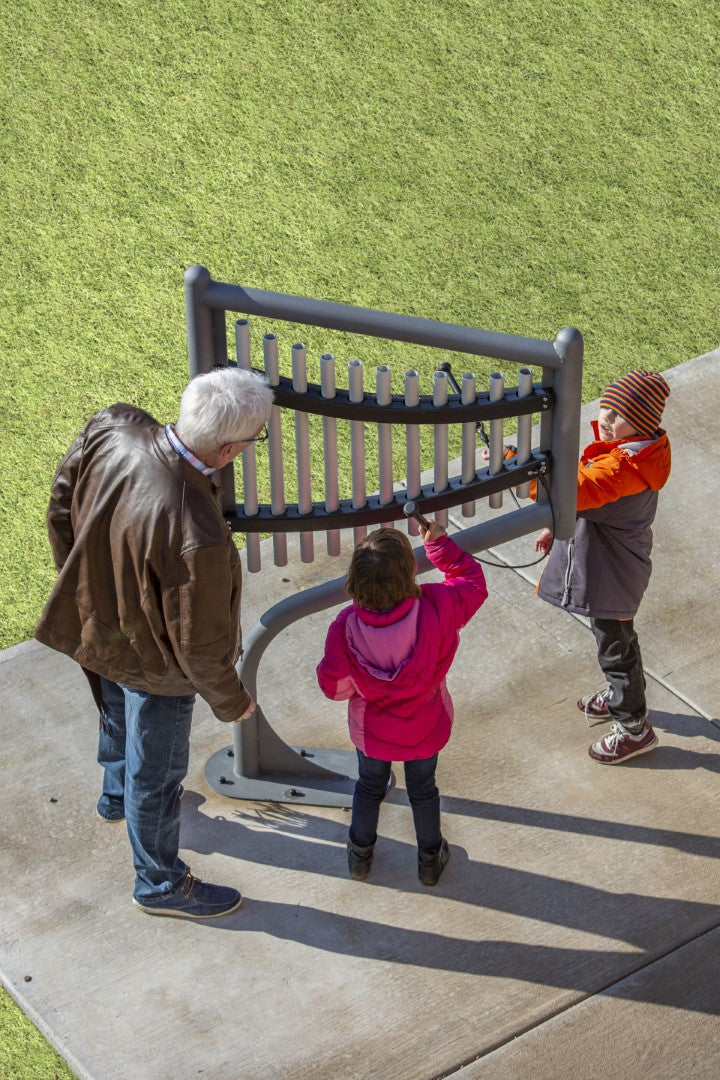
[184,265,215,377]
[549,328,584,539]
[205,501,552,805]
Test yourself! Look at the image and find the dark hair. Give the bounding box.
[346,528,421,611]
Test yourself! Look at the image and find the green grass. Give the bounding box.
[1,0,719,1074]
[0,986,76,1080]
[2,0,719,651]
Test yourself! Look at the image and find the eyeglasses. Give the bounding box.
[243,425,268,444]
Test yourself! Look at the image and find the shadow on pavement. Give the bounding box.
[191,896,720,1016]
[179,789,720,1005]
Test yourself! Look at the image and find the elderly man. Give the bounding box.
[36,367,274,919]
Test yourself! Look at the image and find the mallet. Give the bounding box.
[403,501,432,529]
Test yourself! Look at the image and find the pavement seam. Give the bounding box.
[433,917,720,1079]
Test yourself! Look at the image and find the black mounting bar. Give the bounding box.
[269,376,552,424]
[226,451,549,533]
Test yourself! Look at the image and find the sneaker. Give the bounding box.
[588,722,658,765]
[133,869,242,919]
[97,785,184,823]
[347,839,375,881]
[577,687,612,721]
[418,838,450,886]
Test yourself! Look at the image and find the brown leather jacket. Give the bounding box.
[35,404,251,722]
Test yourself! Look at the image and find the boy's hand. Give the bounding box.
[419,520,446,544]
[481,445,516,462]
[534,528,553,555]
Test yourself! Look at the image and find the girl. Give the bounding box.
[317,521,487,885]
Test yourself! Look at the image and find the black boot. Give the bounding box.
[347,839,375,881]
[418,838,450,886]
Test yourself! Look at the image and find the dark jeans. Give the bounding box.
[350,749,442,855]
[590,617,647,730]
[97,678,195,901]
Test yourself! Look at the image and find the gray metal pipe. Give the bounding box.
[376,365,394,510]
[349,359,367,543]
[516,367,533,499]
[184,265,215,376]
[488,372,505,510]
[292,343,314,564]
[264,334,288,566]
[238,500,553,705]
[320,354,341,557]
[191,268,565,368]
[236,319,261,572]
[404,370,421,537]
[432,371,449,527]
[461,371,477,518]
[549,327,584,539]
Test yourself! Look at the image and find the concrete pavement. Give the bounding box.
[1,349,718,1080]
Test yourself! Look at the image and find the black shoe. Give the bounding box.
[347,839,375,881]
[418,838,450,886]
[132,869,242,919]
[96,798,125,822]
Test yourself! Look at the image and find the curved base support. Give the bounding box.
[235,706,349,780]
[205,745,360,807]
[205,501,554,805]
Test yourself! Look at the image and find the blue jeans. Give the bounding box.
[97,678,195,901]
[350,749,442,855]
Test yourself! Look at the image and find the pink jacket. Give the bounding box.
[316,534,488,761]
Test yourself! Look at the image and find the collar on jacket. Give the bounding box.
[351,596,417,626]
[587,420,663,459]
[165,423,216,476]
[153,428,222,497]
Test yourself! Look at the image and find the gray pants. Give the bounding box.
[590,618,647,730]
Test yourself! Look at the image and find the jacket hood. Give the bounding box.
[586,421,671,492]
[345,597,420,681]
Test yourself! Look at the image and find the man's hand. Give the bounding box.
[234,700,257,723]
[534,528,553,555]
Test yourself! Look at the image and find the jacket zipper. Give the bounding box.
[561,538,574,608]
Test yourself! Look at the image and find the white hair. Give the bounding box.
[177,367,274,454]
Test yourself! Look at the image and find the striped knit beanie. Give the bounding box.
[600,370,670,438]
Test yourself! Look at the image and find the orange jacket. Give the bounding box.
[536,422,671,619]
[576,421,671,512]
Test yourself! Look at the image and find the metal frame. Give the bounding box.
[185,265,584,806]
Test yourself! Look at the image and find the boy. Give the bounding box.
[534,370,671,763]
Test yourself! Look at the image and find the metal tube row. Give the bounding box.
[232,335,550,568]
